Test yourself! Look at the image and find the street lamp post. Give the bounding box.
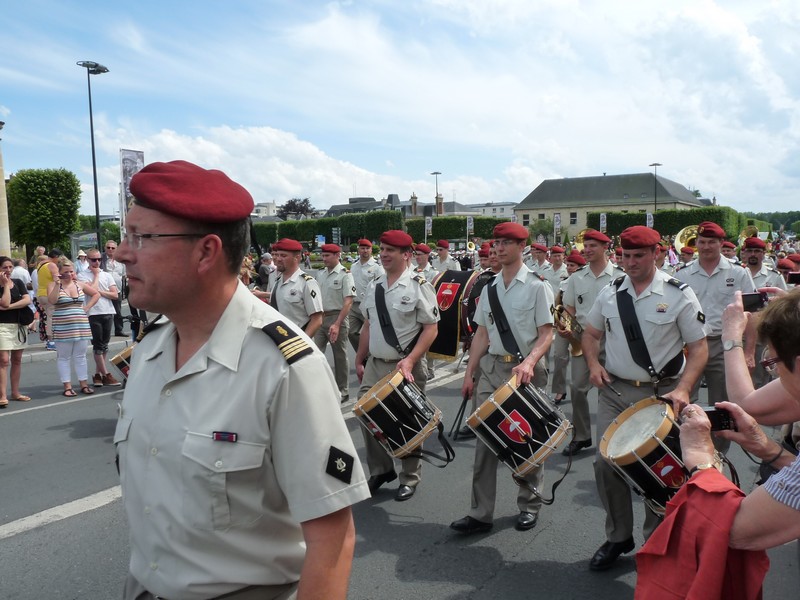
[430,171,442,216]
[77,60,109,249]
[649,162,662,214]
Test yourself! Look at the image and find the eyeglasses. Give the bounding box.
[123,232,206,250]
[89,258,101,262]
[760,354,781,375]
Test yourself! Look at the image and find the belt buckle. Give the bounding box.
[501,355,515,363]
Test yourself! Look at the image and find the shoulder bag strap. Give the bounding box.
[486,281,524,362]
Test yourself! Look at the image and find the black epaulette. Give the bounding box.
[412,274,427,284]
[614,264,625,272]
[574,265,586,272]
[301,273,314,282]
[536,273,546,282]
[261,320,314,365]
[766,266,778,274]
[667,277,689,291]
[135,314,166,342]
[612,275,627,288]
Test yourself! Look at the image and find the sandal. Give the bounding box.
[0,399,8,408]
[80,386,95,395]
[10,395,31,402]
[63,389,77,397]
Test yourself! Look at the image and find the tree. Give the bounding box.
[529,218,555,244]
[77,216,120,247]
[7,168,81,257]
[277,197,315,220]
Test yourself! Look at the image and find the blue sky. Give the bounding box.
[2,0,799,218]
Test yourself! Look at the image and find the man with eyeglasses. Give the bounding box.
[77,249,121,387]
[431,239,461,272]
[102,240,127,336]
[412,243,437,278]
[270,238,324,337]
[115,160,368,600]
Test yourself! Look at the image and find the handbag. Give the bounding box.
[9,280,34,326]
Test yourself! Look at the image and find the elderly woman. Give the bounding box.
[47,258,99,396]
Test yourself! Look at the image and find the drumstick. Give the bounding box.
[605,382,622,397]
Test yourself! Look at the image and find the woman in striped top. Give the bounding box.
[47,258,99,396]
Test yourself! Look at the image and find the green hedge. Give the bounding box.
[405,216,512,242]
[586,206,742,240]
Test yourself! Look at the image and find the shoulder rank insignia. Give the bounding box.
[301,273,314,282]
[261,320,313,364]
[412,274,427,284]
[612,275,626,288]
[666,277,689,291]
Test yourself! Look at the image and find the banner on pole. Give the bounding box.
[120,149,144,229]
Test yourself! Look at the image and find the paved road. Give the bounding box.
[0,347,797,599]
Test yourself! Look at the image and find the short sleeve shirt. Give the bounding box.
[350,257,384,302]
[431,254,461,272]
[586,270,706,381]
[764,453,800,511]
[116,283,369,599]
[674,257,756,335]
[315,263,356,311]
[272,269,323,328]
[474,265,555,356]
[77,270,116,316]
[562,261,624,326]
[362,269,440,360]
[543,263,568,298]
[749,264,787,291]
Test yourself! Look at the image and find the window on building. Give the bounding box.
[492,208,496,213]
[499,208,504,213]
[641,193,647,198]
[538,213,545,220]
[522,214,530,226]
[569,212,578,225]
[623,193,629,199]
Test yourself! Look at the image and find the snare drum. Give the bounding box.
[467,375,571,477]
[600,397,719,515]
[354,370,442,459]
[110,344,134,382]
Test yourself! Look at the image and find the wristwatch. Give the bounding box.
[722,339,744,351]
[688,463,715,476]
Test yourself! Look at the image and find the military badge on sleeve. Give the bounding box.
[325,446,354,484]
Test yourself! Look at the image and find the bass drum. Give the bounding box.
[428,269,480,360]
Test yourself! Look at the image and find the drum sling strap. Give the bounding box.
[375,283,454,467]
[614,276,684,395]
[486,281,525,362]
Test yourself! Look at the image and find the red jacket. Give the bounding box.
[635,469,769,600]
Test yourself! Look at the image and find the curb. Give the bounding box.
[20,340,133,365]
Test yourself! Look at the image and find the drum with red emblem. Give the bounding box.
[467,375,572,477]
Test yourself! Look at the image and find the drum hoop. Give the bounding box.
[111,344,134,363]
[354,369,405,412]
[599,397,676,466]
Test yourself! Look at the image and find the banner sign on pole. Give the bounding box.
[599,213,607,233]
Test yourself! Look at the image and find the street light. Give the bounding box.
[430,171,442,216]
[649,162,662,213]
[430,171,441,197]
[77,60,109,249]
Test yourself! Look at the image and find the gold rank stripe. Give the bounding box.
[278,338,309,358]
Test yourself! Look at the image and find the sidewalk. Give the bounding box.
[21,336,133,365]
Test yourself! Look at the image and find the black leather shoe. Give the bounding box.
[515,511,538,531]
[450,515,493,534]
[553,393,567,405]
[395,484,415,501]
[457,425,476,439]
[367,471,397,494]
[589,538,635,571]
[562,438,592,456]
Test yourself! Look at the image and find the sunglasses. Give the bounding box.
[760,355,781,375]
[89,258,101,262]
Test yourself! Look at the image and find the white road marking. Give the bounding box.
[0,390,120,418]
[0,486,121,541]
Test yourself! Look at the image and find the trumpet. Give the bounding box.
[551,304,584,357]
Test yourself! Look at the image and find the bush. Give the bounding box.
[587,206,742,240]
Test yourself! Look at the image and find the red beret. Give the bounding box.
[615,247,623,255]
[582,229,611,244]
[130,160,253,223]
[742,237,765,250]
[357,238,373,247]
[380,230,413,248]
[272,238,303,252]
[788,253,800,264]
[492,222,529,241]
[415,243,432,254]
[478,248,489,258]
[697,221,725,239]
[550,245,565,254]
[531,243,549,253]
[680,247,695,255]
[778,258,796,270]
[436,239,450,249]
[620,225,661,249]
[566,251,586,266]
[320,243,341,253]
[721,240,736,249]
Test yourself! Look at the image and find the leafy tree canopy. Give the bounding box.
[277,198,315,220]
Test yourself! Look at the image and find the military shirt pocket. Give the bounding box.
[181,432,267,530]
[331,278,342,289]
[644,313,677,327]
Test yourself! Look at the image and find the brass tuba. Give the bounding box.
[675,225,699,250]
[552,305,584,356]
[738,225,759,248]
[467,241,476,252]
[572,228,590,253]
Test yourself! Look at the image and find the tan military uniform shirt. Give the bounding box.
[315,263,356,311]
[272,269,323,329]
[674,256,756,336]
[350,257,384,303]
[362,269,440,360]
[474,264,554,356]
[587,270,706,381]
[749,263,787,291]
[115,283,369,600]
[562,261,624,327]
[414,263,439,279]
[431,253,461,272]
[543,263,568,298]
[529,260,553,279]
